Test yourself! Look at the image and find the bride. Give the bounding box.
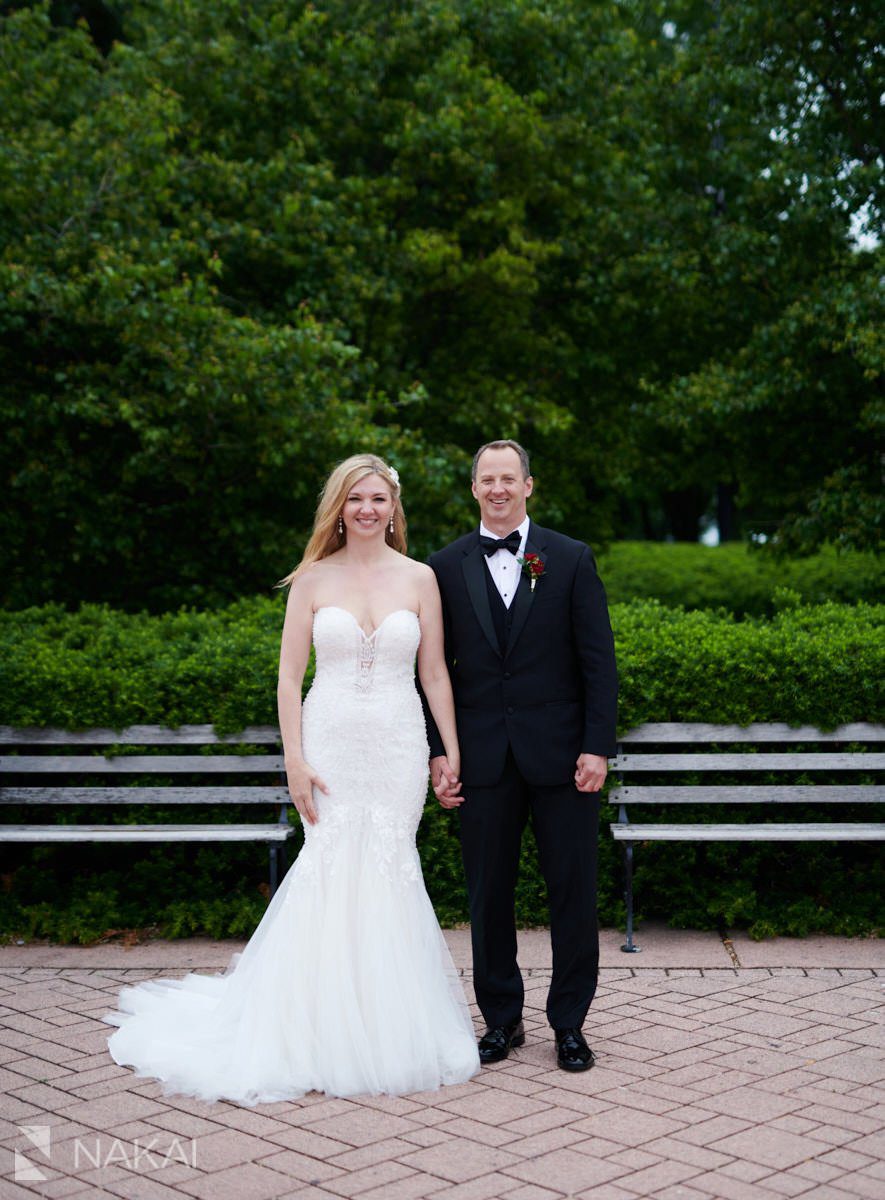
[105,454,480,1103]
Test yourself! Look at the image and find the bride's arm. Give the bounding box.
[416,568,462,806]
[277,575,329,825]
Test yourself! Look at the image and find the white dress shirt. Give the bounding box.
[480,516,530,610]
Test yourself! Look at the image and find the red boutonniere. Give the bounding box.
[518,552,546,592]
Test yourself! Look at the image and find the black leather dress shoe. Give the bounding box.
[554,1027,595,1072]
[478,1019,525,1064]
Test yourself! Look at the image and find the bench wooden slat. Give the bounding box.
[0,725,280,745]
[619,723,885,744]
[1,755,285,774]
[611,822,885,842]
[6,722,882,746]
[0,787,290,806]
[611,753,884,772]
[0,824,295,843]
[610,785,885,804]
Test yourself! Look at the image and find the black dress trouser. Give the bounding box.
[458,748,600,1030]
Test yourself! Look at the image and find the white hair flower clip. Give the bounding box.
[387,464,400,487]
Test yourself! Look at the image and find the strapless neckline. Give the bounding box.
[314,605,419,641]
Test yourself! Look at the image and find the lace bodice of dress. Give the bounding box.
[300,603,429,830]
[310,606,421,694]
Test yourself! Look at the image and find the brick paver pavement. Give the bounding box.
[0,927,882,1200]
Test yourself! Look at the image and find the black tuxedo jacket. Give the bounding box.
[426,521,618,787]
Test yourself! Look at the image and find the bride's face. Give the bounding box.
[341,473,395,538]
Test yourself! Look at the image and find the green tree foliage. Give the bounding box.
[633,0,882,548]
[0,4,391,608]
[0,2,880,611]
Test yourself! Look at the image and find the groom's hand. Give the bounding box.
[431,756,464,809]
[575,753,608,793]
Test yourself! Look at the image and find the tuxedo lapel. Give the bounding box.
[461,539,502,658]
[505,523,547,658]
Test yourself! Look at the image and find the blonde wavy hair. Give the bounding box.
[278,454,406,587]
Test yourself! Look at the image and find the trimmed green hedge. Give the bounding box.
[1,598,882,942]
[598,542,884,616]
[0,599,285,733]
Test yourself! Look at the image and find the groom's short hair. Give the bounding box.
[472,440,531,481]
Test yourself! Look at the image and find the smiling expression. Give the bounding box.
[472,447,533,535]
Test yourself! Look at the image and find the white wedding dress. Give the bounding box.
[105,606,480,1104]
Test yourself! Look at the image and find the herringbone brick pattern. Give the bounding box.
[1,932,882,1200]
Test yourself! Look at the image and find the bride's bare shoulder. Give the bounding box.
[286,559,335,608]
[403,560,441,606]
[305,556,343,580]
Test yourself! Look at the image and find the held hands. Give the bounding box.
[575,753,608,794]
[431,755,463,809]
[285,758,330,825]
[432,752,606,802]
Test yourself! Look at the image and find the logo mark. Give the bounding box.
[15,1125,51,1181]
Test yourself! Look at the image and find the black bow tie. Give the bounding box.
[480,532,521,557]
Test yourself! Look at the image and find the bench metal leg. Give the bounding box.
[621,842,641,953]
[269,844,280,897]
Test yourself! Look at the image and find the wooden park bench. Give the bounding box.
[0,725,294,895]
[609,722,885,953]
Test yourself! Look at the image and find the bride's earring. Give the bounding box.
[389,514,395,534]
[338,515,344,535]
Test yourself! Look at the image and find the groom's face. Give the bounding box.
[472,447,533,533]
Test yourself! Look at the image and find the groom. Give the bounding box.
[426,440,617,1071]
